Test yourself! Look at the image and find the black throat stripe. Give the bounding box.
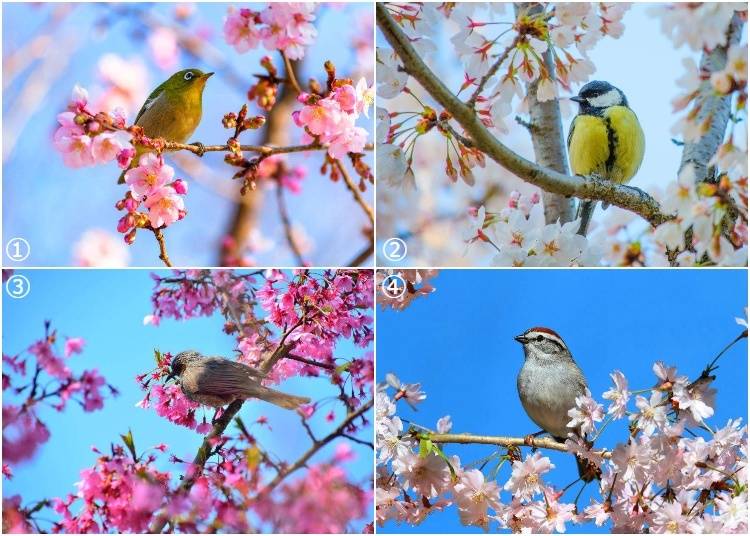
[604,116,617,175]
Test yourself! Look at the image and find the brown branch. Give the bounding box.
[287,353,335,371]
[275,179,306,265]
[259,318,305,375]
[281,51,303,95]
[256,397,373,498]
[346,241,374,267]
[429,432,612,459]
[376,4,673,228]
[148,398,245,533]
[161,140,345,157]
[150,227,172,267]
[334,159,375,225]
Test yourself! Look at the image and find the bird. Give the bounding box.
[167,351,310,410]
[568,80,645,235]
[118,68,213,184]
[514,327,598,482]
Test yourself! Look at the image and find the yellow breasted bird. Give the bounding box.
[568,80,645,235]
[118,68,213,183]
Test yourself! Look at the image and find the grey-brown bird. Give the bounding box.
[167,351,310,410]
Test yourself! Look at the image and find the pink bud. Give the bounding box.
[177,209,187,221]
[124,198,139,213]
[172,179,188,195]
[124,229,137,244]
[117,216,131,233]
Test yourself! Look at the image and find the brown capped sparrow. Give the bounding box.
[514,327,598,482]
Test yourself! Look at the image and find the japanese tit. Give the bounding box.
[568,80,645,235]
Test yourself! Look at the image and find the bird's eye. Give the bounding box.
[184,72,194,81]
[536,335,543,342]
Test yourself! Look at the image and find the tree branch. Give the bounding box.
[376,4,672,227]
[514,2,575,225]
[678,13,745,181]
[275,179,306,266]
[256,397,373,498]
[428,432,612,459]
[335,158,375,225]
[149,398,245,533]
[150,227,172,267]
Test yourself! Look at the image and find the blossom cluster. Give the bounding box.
[53,85,133,169]
[294,77,373,159]
[141,269,374,420]
[463,191,601,266]
[2,324,115,475]
[223,3,317,60]
[117,153,188,243]
[376,269,438,311]
[377,348,748,533]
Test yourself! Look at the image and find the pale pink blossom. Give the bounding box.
[124,154,174,198]
[503,452,554,500]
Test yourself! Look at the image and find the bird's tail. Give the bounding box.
[254,385,310,410]
[576,199,597,236]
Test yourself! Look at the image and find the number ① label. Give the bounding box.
[6,274,31,299]
[382,237,407,262]
[5,238,30,262]
[381,274,406,299]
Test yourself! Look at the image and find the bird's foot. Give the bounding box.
[190,141,206,157]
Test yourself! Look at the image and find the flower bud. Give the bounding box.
[124,229,137,244]
[172,179,188,195]
[243,116,266,130]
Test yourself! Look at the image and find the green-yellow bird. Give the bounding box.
[118,68,213,183]
[568,80,645,235]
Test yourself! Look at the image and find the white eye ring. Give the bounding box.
[184,72,194,81]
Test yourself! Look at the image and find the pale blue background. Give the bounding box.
[3,2,374,267]
[2,269,373,532]
[378,269,748,533]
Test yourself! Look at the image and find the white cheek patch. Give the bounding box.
[588,88,621,108]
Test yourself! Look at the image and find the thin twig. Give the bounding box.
[256,397,373,498]
[281,51,303,95]
[275,179,306,266]
[286,353,335,371]
[467,36,520,108]
[346,241,374,267]
[150,227,172,267]
[428,432,612,459]
[334,158,375,225]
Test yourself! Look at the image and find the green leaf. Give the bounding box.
[431,443,457,479]
[154,349,162,366]
[418,438,433,458]
[335,361,351,374]
[121,429,137,461]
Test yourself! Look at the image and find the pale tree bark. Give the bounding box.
[514,2,575,224]
[678,13,745,181]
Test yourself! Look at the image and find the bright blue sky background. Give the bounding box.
[378,269,748,533]
[3,2,373,267]
[376,3,748,266]
[3,269,373,531]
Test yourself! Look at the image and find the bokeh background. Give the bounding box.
[3,268,373,531]
[3,2,374,267]
[377,268,748,533]
[376,3,748,266]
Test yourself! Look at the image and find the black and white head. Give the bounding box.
[571,80,628,114]
[168,350,203,380]
[514,327,573,362]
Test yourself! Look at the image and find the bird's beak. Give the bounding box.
[570,95,585,103]
[202,72,214,81]
[514,334,528,344]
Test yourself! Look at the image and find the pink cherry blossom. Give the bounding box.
[144,185,185,228]
[224,7,262,53]
[124,154,175,198]
[148,26,179,70]
[64,337,85,357]
[503,452,554,500]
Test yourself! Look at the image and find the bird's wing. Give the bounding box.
[192,357,265,396]
[134,81,169,125]
[567,115,576,150]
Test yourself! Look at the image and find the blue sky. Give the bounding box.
[2,269,373,531]
[377,269,748,533]
[376,3,748,265]
[3,2,373,267]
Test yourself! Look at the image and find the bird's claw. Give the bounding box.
[523,434,536,447]
[191,141,206,157]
